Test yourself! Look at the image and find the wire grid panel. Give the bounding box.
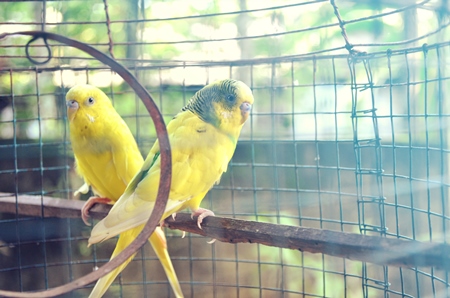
[1,0,450,297]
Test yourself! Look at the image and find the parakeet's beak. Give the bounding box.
[66,99,79,121]
[240,102,252,123]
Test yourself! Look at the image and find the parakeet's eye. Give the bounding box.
[86,97,95,105]
[225,94,236,103]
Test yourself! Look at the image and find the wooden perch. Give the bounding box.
[165,214,450,270]
[1,193,449,271]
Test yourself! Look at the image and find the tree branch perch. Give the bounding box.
[1,193,449,271]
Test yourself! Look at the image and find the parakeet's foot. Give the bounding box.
[191,208,215,229]
[81,197,113,226]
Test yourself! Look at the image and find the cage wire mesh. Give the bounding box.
[0,0,450,297]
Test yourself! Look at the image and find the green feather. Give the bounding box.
[141,152,160,180]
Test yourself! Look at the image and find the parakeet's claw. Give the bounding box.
[74,182,90,197]
[81,197,113,226]
[191,208,215,230]
[172,213,177,220]
[207,238,216,244]
[181,231,186,238]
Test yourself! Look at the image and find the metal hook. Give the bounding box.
[25,35,52,65]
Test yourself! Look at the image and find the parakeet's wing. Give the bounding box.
[110,118,144,186]
[71,115,143,200]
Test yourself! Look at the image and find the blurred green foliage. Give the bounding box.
[0,0,447,144]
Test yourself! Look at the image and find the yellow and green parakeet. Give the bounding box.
[66,84,183,298]
[88,79,254,269]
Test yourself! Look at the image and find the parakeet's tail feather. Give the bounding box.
[88,229,140,298]
[150,227,184,298]
[88,226,183,298]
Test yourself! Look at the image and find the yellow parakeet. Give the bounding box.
[66,84,183,298]
[88,79,254,256]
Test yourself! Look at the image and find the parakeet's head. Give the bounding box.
[183,79,254,134]
[65,84,113,123]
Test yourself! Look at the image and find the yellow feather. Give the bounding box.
[88,79,254,246]
[66,84,183,298]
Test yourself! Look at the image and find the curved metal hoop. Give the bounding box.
[0,31,172,298]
